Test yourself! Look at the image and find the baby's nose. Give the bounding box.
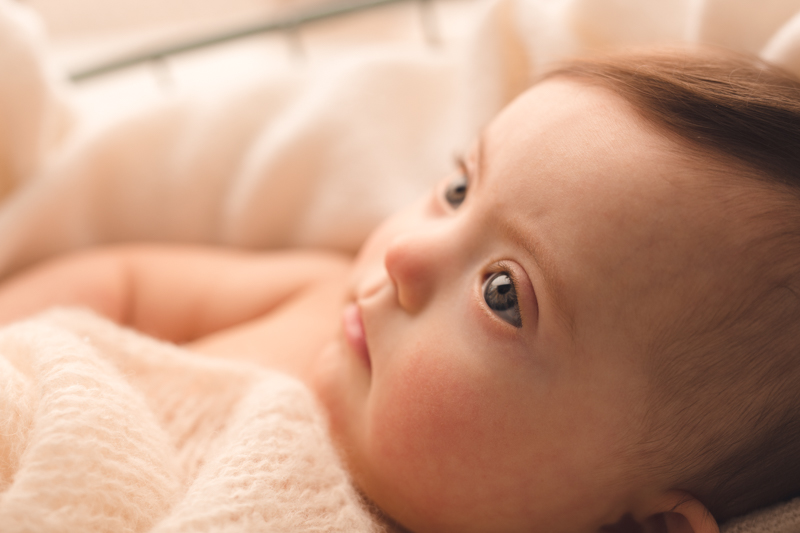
[384,230,442,313]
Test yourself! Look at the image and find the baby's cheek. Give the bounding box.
[366,350,508,512]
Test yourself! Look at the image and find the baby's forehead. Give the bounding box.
[481,79,678,181]
[472,80,782,353]
[479,81,701,213]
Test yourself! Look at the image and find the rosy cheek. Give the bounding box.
[366,349,501,508]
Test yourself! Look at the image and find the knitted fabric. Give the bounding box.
[0,308,385,533]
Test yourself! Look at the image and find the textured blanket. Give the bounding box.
[0,308,385,532]
[1,0,800,530]
[1,309,798,532]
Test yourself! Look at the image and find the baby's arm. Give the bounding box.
[0,245,351,343]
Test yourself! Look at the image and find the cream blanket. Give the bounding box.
[1,0,800,530]
[0,311,797,533]
[0,308,386,532]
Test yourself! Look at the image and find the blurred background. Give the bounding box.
[23,0,483,124]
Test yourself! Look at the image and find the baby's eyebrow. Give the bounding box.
[476,132,576,337]
[497,214,575,335]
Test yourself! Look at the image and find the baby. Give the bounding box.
[1,47,799,533]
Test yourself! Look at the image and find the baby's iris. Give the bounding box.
[483,272,522,328]
[445,175,468,208]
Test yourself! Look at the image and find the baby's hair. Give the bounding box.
[544,47,800,522]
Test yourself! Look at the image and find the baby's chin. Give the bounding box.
[305,341,407,527]
[306,338,366,459]
[305,339,341,407]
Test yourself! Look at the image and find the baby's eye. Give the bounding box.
[483,272,522,328]
[444,156,470,209]
[444,174,468,209]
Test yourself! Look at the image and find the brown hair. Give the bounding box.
[545,47,800,523]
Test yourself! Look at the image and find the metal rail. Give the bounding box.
[68,0,429,82]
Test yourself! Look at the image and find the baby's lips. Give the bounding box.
[343,302,371,371]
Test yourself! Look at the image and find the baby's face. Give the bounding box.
[312,79,738,532]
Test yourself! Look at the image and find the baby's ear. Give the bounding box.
[642,490,719,533]
[599,491,719,533]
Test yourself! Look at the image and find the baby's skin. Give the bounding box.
[0,78,743,533]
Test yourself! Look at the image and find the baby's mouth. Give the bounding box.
[342,303,371,371]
